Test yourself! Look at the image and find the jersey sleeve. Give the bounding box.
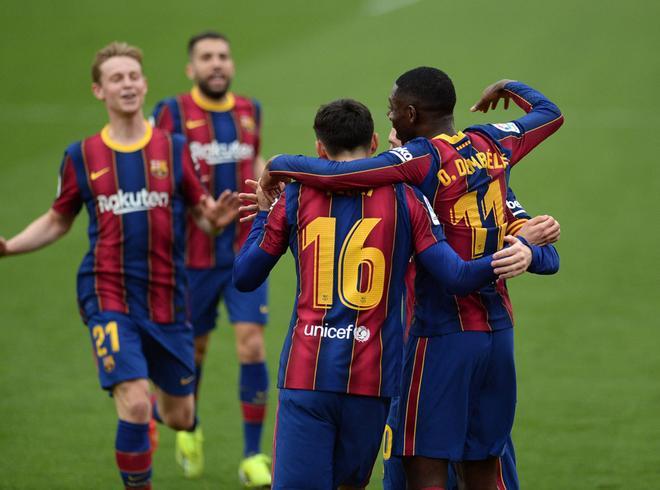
[181,142,207,207]
[467,81,564,165]
[504,186,530,236]
[403,185,445,255]
[233,198,289,291]
[269,137,434,191]
[152,99,177,134]
[51,153,82,216]
[258,194,290,257]
[516,236,560,275]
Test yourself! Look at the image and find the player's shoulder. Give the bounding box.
[153,94,183,112]
[151,126,179,142]
[383,137,434,165]
[233,93,260,109]
[465,121,523,143]
[146,127,186,156]
[398,183,425,206]
[72,131,104,154]
[64,139,83,156]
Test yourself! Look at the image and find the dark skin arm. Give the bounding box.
[470,79,517,113]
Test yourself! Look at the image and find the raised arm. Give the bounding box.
[263,137,434,192]
[468,80,564,164]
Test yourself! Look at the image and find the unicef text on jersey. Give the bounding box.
[303,323,371,343]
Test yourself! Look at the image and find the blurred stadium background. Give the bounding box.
[1,0,658,488]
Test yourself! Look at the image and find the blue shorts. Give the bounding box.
[383,402,519,490]
[187,266,268,337]
[273,389,390,489]
[87,311,195,396]
[394,329,516,461]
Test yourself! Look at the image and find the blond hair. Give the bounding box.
[91,42,143,84]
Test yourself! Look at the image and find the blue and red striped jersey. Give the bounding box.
[52,125,206,324]
[152,88,261,268]
[255,182,443,397]
[269,82,563,336]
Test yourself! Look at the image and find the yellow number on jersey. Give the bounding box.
[302,217,385,311]
[338,218,385,310]
[302,217,336,309]
[450,180,506,258]
[92,321,120,358]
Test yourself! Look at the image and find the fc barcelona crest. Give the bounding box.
[240,115,256,133]
[102,355,116,373]
[150,159,169,179]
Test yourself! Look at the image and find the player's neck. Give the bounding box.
[192,86,234,111]
[105,111,148,144]
[326,149,371,161]
[418,114,456,140]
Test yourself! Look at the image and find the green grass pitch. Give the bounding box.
[1,0,658,488]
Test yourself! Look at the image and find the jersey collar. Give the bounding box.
[191,86,235,112]
[101,122,152,153]
[432,131,467,145]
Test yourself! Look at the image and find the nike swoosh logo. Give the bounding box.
[180,375,195,386]
[90,167,110,181]
[186,119,207,130]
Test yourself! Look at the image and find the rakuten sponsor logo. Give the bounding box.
[189,140,254,165]
[97,189,169,215]
[302,323,371,343]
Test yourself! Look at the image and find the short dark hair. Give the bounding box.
[395,67,456,115]
[313,99,374,155]
[188,31,230,55]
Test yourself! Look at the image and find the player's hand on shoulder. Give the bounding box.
[518,215,560,246]
[0,236,7,258]
[491,235,532,279]
[470,79,517,113]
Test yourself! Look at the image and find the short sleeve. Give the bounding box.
[52,153,82,216]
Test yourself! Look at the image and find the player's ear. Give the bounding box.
[91,82,104,101]
[316,140,328,158]
[370,133,379,155]
[185,63,194,81]
[407,105,417,124]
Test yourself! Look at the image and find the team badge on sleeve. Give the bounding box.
[150,159,169,179]
[490,122,520,133]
